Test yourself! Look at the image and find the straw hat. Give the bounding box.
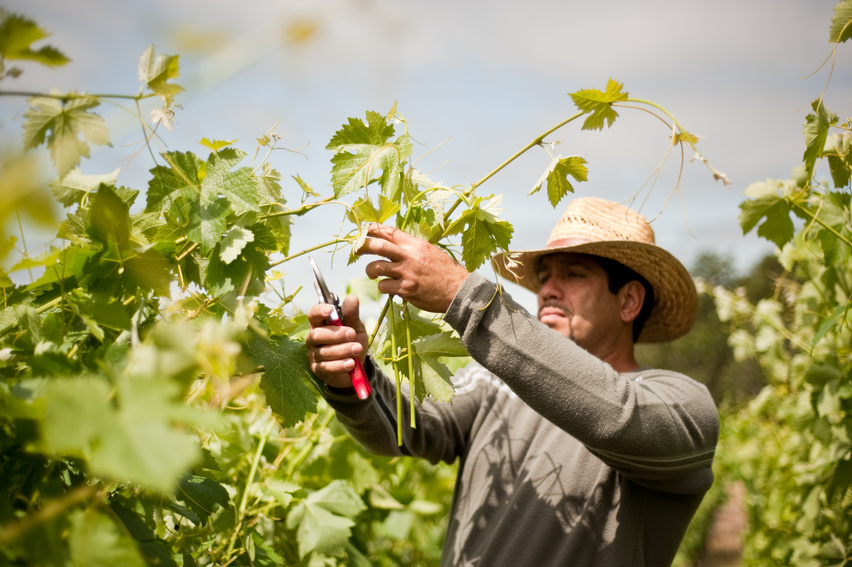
[491,197,697,343]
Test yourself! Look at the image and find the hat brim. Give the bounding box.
[492,241,697,343]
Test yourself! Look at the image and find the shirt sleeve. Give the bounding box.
[443,273,719,493]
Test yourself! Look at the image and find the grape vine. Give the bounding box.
[0,8,726,566]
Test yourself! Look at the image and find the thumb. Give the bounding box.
[339,295,369,359]
[339,295,366,334]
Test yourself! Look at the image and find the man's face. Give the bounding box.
[536,253,624,355]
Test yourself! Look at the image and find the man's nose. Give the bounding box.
[538,278,561,301]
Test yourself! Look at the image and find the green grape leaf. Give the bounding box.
[455,201,514,272]
[803,99,837,180]
[306,479,367,517]
[146,151,203,214]
[410,332,466,403]
[287,502,355,558]
[219,225,255,264]
[285,480,366,558]
[826,132,852,188]
[23,94,111,178]
[244,334,317,428]
[149,149,259,254]
[830,0,852,43]
[347,195,400,224]
[200,148,260,215]
[50,168,120,207]
[378,306,466,402]
[205,223,273,297]
[256,173,292,254]
[326,111,411,199]
[124,245,174,296]
[327,111,396,151]
[739,180,795,248]
[90,184,132,250]
[569,78,629,131]
[138,45,184,98]
[0,11,70,67]
[109,500,179,567]
[263,479,301,508]
[175,475,230,527]
[403,205,443,242]
[379,304,447,353]
[72,292,132,333]
[530,155,589,207]
[199,137,236,152]
[292,173,321,197]
[68,509,146,567]
[40,375,204,493]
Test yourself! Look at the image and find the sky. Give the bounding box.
[3,0,849,314]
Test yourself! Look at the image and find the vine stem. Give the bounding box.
[388,299,403,446]
[790,197,852,251]
[283,410,335,478]
[404,303,416,428]
[0,484,99,547]
[269,238,348,268]
[442,110,585,223]
[0,89,155,101]
[224,419,276,561]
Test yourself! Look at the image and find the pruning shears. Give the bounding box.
[309,256,371,400]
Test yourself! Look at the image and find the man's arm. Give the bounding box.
[445,273,718,492]
[357,224,717,490]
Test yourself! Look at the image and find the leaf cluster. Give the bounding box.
[711,4,852,563]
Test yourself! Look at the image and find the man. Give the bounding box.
[306,197,719,566]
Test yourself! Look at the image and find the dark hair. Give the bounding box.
[595,256,655,342]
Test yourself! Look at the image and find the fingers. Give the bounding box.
[305,297,368,389]
[357,223,469,313]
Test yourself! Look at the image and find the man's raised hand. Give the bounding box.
[360,224,470,313]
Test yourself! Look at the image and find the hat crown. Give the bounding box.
[546,197,655,248]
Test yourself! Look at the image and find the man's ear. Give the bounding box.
[619,280,646,324]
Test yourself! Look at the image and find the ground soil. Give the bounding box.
[692,481,747,567]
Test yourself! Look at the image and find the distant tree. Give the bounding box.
[637,251,767,403]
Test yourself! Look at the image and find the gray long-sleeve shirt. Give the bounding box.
[323,274,719,566]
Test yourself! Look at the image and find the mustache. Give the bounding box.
[538,300,571,318]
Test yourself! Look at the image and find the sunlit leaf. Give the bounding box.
[326,111,411,199]
[739,180,795,248]
[803,99,837,180]
[23,93,110,178]
[138,45,184,98]
[347,195,400,224]
[0,10,69,67]
[285,480,366,558]
[830,0,852,43]
[569,78,628,131]
[68,509,146,567]
[530,155,588,207]
[219,225,255,264]
[50,168,120,207]
[199,137,237,152]
[410,332,466,403]
[455,202,514,271]
[244,334,317,427]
